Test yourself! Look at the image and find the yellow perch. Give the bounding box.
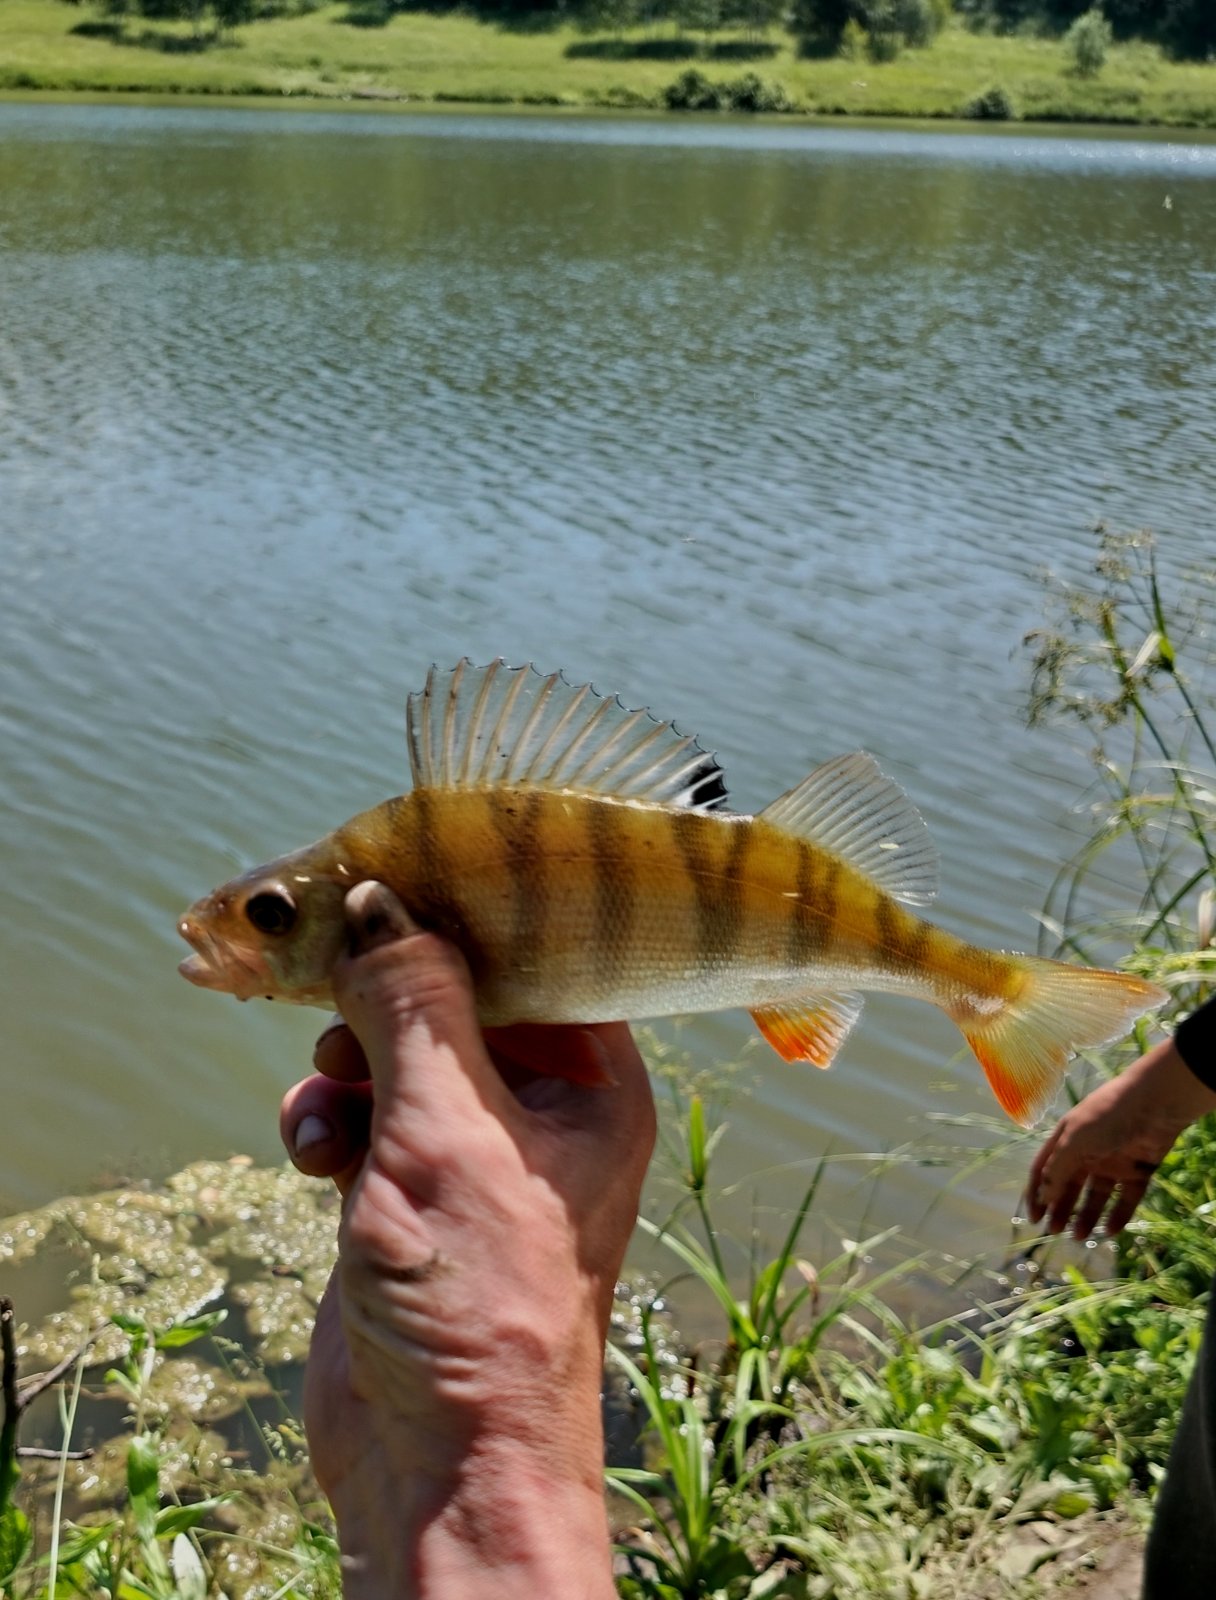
[178,660,1165,1127]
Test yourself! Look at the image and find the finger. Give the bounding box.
[1027,1122,1065,1223]
[1105,1178,1152,1237]
[1072,1178,1116,1241]
[280,1073,373,1180]
[332,882,513,1122]
[313,1018,370,1084]
[1044,1174,1086,1235]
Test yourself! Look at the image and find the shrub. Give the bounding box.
[725,70,792,109]
[964,82,1017,117]
[663,67,792,109]
[867,22,901,57]
[663,66,729,107]
[1066,6,1112,75]
[839,14,867,52]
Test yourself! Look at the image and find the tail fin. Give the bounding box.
[948,959,1166,1128]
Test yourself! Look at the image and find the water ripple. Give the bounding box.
[2,106,1213,1248]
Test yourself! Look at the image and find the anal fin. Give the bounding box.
[750,993,863,1069]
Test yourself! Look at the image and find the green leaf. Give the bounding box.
[1051,1487,1094,1518]
[127,1434,161,1509]
[55,1519,120,1565]
[126,1433,164,1549]
[0,1504,32,1584]
[155,1310,228,1350]
[155,1495,233,1536]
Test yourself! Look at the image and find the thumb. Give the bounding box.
[332,882,512,1122]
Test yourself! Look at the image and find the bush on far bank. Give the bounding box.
[1066,6,1112,74]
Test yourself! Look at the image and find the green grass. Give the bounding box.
[1,1,1215,125]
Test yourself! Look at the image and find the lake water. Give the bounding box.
[2,103,1214,1285]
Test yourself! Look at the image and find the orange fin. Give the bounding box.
[750,993,863,1068]
[949,959,1167,1128]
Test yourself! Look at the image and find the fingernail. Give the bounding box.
[345,881,417,954]
[294,1113,335,1155]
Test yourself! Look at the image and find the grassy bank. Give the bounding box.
[1,1,1215,124]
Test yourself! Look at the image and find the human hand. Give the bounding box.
[278,882,656,1600]
[1027,1035,1216,1240]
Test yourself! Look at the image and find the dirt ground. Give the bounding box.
[1061,1520,1144,1600]
[956,1512,1147,1600]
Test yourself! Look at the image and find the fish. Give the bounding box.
[178,659,1166,1127]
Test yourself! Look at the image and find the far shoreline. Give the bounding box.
[5,88,1216,140]
[4,5,1214,132]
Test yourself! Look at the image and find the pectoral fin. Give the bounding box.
[750,993,864,1068]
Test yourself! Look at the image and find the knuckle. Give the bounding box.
[342,932,476,1023]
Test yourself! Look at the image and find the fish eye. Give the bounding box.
[245,888,298,937]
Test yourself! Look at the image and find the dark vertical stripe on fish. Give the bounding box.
[490,790,546,955]
[787,839,824,969]
[819,855,841,954]
[406,788,454,932]
[875,892,933,972]
[410,789,439,892]
[671,811,745,972]
[586,799,631,988]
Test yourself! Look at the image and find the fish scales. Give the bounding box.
[178,660,1167,1128]
[293,789,1018,1026]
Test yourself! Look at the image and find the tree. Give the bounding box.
[789,0,851,52]
[577,0,639,33]
[677,0,721,40]
[726,0,786,41]
[1162,0,1216,58]
[1066,5,1112,72]
[790,0,943,53]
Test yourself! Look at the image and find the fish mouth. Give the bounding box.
[178,950,233,991]
[178,913,272,1001]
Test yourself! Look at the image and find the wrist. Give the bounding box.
[332,1434,616,1600]
[1123,1033,1216,1131]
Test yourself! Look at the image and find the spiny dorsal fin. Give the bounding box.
[760,753,938,906]
[750,992,864,1068]
[406,660,729,811]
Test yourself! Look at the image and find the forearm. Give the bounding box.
[1114,1022,1216,1133]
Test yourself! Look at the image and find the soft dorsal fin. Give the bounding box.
[760,752,938,906]
[406,660,729,812]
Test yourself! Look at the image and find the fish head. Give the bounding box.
[177,848,350,1006]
